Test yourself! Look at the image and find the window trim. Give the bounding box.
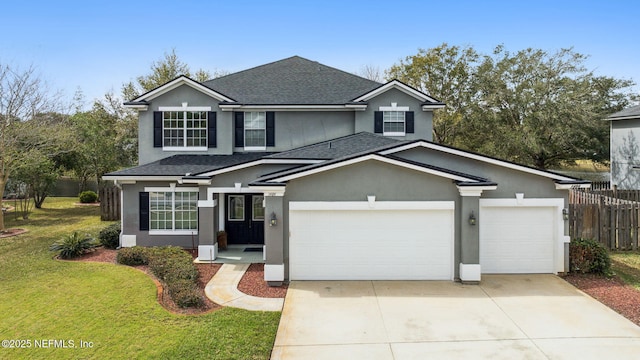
[159,105,211,151]
[252,195,265,221]
[145,186,199,235]
[228,195,245,221]
[379,103,409,137]
[244,111,267,151]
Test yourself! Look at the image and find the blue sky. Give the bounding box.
[2,0,638,108]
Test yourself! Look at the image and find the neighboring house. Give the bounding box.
[607,105,640,189]
[104,56,588,285]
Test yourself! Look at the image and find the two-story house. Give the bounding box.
[104,56,588,285]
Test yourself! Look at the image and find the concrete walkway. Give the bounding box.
[204,263,284,312]
[273,275,640,359]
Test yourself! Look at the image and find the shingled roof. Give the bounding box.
[606,105,640,121]
[203,56,381,105]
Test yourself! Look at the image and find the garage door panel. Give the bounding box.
[289,206,453,280]
[480,206,555,274]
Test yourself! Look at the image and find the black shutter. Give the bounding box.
[139,192,150,231]
[153,112,163,147]
[207,111,217,148]
[374,111,383,133]
[266,111,275,147]
[405,111,414,134]
[234,112,244,147]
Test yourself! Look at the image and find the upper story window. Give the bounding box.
[154,104,215,151]
[234,111,275,151]
[383,111,405,136]
[163,111,207,149]
[244,112,266,150]
[374,103,414,137]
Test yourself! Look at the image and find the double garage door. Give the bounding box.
[289,201,454,280]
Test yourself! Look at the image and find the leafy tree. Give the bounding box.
[468,46,636,169]
[122,49,214,100]
[386,44,479,145]
[12,149,60,213]
[68,101,136,194]
[0,64,69,230]
[388,44,637,169]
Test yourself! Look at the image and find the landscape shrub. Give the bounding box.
[168,279,204,308]
[118,246,202,308]
[50,232,97,259]
[570,238,611,275]
[116,246,151,266]
[98,223,121,249]
[79,190,98,203]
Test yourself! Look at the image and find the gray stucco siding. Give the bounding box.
[121,181,205,248]
[277,160,463,280]
[355,88,433,141]
[610,119,640,189]
[233,111,355,152]
[138,84,232,165]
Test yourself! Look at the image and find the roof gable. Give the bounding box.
[127,76,235,104]
[203,56,381,105]
[255,153,487,184]
[379,141,587,184]
[352,79,444,106]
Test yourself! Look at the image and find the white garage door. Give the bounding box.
[289,201,454,280]
[480,203,558,274]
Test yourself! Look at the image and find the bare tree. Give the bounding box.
[357,64,383,82]
[0,63,66,230]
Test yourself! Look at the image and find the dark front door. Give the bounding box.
[225,194,265,245]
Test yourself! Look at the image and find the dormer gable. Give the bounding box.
[123,75,236,110]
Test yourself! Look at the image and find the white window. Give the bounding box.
[383,111,405,136]
[245,112,266,150]
[147,188,198,234]
[228,195,245,221]
[163,111,207,150]
[379,103,409,136]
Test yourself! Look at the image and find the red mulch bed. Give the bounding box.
[238,263,288,298]
[70,248,286,314]
[563,273,640,326]
[0,228,28,238]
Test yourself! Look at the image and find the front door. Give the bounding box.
[225,194,265,245]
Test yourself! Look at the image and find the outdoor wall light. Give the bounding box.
[469,211,476,226]
[562,208,569,221]
[270,212,277,227]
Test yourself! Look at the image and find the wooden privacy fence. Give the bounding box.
[100,186,121,221]
[569,187,640,250]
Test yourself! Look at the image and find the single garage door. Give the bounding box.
[288,201,454,280]
[480,202,558,273]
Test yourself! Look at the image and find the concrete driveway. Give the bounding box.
[272,275,640,359]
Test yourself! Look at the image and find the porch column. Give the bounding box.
[196,187,218,261]
[457,187,483,283]
[264,194,285,286]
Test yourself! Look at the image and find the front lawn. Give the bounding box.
[610,251,640,290]
[0,198,280,359]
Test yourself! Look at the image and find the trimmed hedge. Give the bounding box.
[98,223,121,249]
[116,246,151,266]
[569,238,611,275]
[117,246,203,308]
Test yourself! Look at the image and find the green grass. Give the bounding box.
[610,251,640,291]
[0,198,280,359]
